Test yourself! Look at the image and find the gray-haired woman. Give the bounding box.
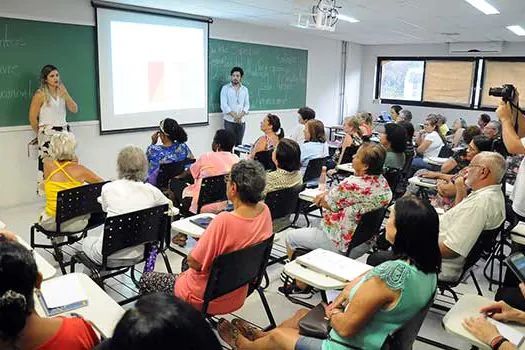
[38,132,102,232]
[139,160,273,315]
[81,145,171,267]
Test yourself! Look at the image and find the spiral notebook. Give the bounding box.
[37,274,88,316]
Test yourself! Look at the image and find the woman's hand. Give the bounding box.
[313,193,329,209]
[57,83,69,98]
[151,131,160,145]
[463,316,500,345]
[480,301,524,323]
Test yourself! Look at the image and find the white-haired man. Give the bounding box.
[439,151,506,281]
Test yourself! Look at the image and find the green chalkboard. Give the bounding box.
[0,17,308,127]
[0,17,97,127]
[208,39,308,113]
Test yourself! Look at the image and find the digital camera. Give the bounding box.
[489,84,516,102]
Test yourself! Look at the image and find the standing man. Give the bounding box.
[220,67,250,146]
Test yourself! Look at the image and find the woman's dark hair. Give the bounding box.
[384,123,407,153]
[426,114,446,143]
[297,107,316,121]
[359,143,386,175]
[305,120,327,143]
[391,105,402,115]
[230,66,244,77]
[230,160,266,204]
[109,293,221,350]
[212,129,235,152]
[463,125,481,145]
[398,121,414,141]
[40,64,58,85]
[275,139,301,172]
[160,118,188,143]
[471,135,492,152]
[0,241,38,344]
[391,195,441,274]
[479,113,491,125]
[266,114,284,139]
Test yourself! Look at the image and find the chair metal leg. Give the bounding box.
[470,271,483,296]
[50,237,67,275]
[130,266,140,288]
[256,287,276,330]
[160,250,173,274]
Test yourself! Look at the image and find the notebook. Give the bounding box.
[37,274,88,316]
[300,188,324,201]
[296,249,372,282]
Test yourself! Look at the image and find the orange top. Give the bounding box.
[36,317,99,350]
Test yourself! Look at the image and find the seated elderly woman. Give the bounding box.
[139,160,273,315]
[249,114,284,159]
[449,118,467,148]
[82,145,171,267]
[411,115,445,173]
[218,195,440,350]
[146,118,194,185]
[300,119,329,171]
[264,138,303,195]
[39,132,103,232]
[379,123,407,170]
[281,143,392,294]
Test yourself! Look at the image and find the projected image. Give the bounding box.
[110,21,206,115]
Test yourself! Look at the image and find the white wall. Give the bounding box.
[359,42,525,124]
[0,0,343,209]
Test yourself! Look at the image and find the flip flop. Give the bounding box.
[171,233,187,247]
[232,318,261,341]
[218,318,240,349]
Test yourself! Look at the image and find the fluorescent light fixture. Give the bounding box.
[338,14,360,23]
[464,0,499,15]
[507,25,525,36]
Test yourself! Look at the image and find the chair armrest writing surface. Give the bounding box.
[408,176,438,189]
[284,261,346,290]
[171,213,217,238]
[443,294,525,350]
[335,163,355,173]
[34,273,125,338]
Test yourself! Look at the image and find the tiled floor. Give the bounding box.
[1,201,504,349]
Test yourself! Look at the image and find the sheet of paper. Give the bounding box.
[487,318,525,347]
[301,188,323,199]
[40,274,87,308]
[297,249,372,282]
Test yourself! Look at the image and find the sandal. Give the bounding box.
[218,318,241,349]
[171,233,187,247]
[232,318,262,341]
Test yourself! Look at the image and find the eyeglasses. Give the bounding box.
[224,173,231,183]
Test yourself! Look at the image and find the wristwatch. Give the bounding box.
[491,335,509,350]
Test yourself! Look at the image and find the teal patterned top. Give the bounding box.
[322,260,437,350]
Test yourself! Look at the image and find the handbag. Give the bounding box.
[298,303,330,339]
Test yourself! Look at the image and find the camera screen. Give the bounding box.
[510,253,525,273]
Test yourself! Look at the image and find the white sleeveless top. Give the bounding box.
[39,94,67,127]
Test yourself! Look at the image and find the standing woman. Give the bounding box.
[29,65,78,195]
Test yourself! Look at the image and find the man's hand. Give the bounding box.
[496,100,515,124]
[463,316,501,345]
[420,171,440,179]
[480,300,524,323]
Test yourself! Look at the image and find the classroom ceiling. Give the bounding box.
[108,0,525,45]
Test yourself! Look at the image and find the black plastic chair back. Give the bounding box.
[346,207,387,257]
[101,204,169,267]
[254,150,276,171]
[55,181,109,233]
[201,235,274,316]
[438,144,453,158]
[383,168,401,193]
[265,184,305,221]
[303,157,327,183]
[340,145,359,165]
[382,290,436,350]
[197,174,227,214]
[463,227,501,275]
[156,159,195,189]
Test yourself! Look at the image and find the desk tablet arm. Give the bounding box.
[70,251,101,281]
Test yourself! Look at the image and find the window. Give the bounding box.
[379,60,424,101]
[423,60,475,106]
[376,57,525,111]
[481,60,525,107]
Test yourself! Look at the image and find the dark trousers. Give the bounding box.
[224,120,246,146]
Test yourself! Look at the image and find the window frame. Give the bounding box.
[375,56,525,112]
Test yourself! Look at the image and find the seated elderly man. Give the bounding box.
[82,145,172,267]
[368,151,506,282]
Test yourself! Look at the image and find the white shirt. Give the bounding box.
[439,184,505,281]
[511,138,525,218]
[39,95,67,127]
[82,179,171,266]
[220,83,250,123]
[423,131,444,158]
[290,124,306,144]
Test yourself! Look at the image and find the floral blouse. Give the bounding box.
[322,174,392,250]
[146,143,193,184]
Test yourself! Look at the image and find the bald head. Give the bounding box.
[471,152,506,184]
